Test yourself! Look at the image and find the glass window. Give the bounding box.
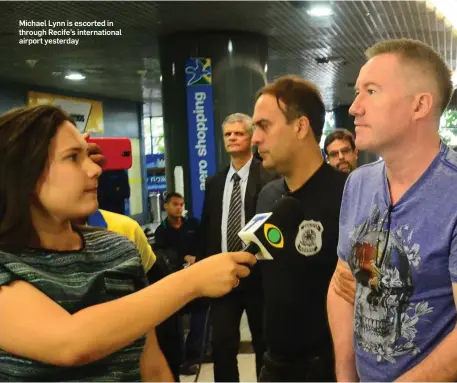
[144,116,165,154]
[144,117,152,155]
[319,111,335,149]
[439,109,457,147]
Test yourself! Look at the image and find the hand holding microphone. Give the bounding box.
[185,251,257,298]
[186,196,303,299]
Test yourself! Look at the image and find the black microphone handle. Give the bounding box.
[242,241,260,256]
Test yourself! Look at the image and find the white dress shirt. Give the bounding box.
[221,156,253,252]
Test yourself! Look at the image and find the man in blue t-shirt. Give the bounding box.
[327,39,457,381]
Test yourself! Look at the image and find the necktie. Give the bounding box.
[227,173,242,252]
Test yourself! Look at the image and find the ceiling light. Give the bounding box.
[425,0,457,30]
[307,5,333,17]
[25,59,38,68]
[264,64,268,73]
[65,72,85,81]
[160,75,162,82]
[228,40,233,53]
[452,70,457,88]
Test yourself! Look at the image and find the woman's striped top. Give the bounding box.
[0,227,149,381]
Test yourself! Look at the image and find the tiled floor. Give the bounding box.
[181,354,257,383]
[180,313,254,382]
[239,312,251,341]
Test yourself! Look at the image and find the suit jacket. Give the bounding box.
[199,158,277,289]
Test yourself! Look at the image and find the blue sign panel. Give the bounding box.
[146,153,165,169]
[147,175,167,192]
[185,57,217,219]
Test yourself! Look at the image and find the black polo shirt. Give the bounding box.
[153,216,200,269]
[256,162,347,360]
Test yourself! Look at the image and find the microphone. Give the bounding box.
[238,196,304,260]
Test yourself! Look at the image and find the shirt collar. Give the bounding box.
[228,156,252,182]
[162,216,187,228]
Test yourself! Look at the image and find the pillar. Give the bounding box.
[159,32,268,217]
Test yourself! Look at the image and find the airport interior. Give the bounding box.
[0,1,457,382]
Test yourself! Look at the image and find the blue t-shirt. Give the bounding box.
[338,143,457,382]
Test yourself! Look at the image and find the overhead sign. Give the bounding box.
[28,91,104,133]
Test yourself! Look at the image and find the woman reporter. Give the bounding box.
[0,105,255,381]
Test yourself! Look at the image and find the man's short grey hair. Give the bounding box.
[222,113,254,136]
[366,39,453,115]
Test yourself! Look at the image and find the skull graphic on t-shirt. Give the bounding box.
[348,205,433,364]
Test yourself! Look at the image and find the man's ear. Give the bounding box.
[411,92,434,121]
[296,116,311,140]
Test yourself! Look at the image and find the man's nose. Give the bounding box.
[251,128,261,145]
[349,96,363,116]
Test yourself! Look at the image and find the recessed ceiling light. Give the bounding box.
[25,59,38,68]
[452,71,457,88]
[426,0,457,30]
[264,64,268,73]
[65,72,85,81]
[307,5,333,17]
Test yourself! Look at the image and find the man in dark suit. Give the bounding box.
[200,113,276,382]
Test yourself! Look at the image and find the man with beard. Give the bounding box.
[324,129,358,173]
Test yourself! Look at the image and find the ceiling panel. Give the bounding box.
[0,1,455,114]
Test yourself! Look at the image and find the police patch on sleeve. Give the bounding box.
[295,220,324,256]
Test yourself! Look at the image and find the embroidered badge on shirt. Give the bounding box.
[295,220,324,256]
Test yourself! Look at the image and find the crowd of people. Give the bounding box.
[0,37,456,383]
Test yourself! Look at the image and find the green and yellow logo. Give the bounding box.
[185,58,212,86]
[264,224,284,248]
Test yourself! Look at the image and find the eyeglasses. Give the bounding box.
[376,205,393,269]
[327,147,353,160]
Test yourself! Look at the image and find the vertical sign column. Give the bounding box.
[184,58,217,218]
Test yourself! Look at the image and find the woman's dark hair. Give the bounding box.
[0,105,70,252]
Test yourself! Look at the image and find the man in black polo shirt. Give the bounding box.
[153,192,207,376]
[252,75,347,381]
[154,192,200,269]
